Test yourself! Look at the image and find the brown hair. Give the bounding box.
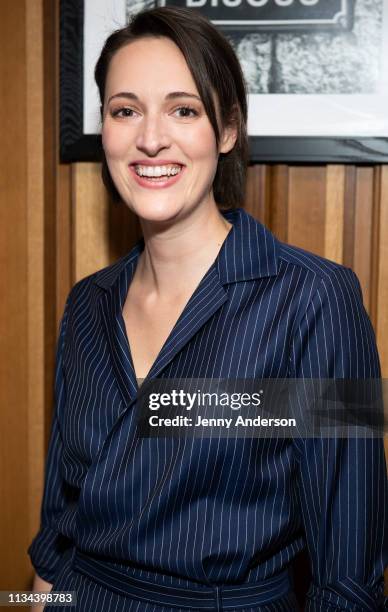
[95,6,249,209]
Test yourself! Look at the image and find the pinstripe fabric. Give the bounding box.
[28,208,388,611]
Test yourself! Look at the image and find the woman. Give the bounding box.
[29,7,387,611]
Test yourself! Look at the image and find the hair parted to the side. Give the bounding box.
[95,6,249,209]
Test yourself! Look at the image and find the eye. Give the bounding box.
[173,106,199,118]
[111,107,137,118]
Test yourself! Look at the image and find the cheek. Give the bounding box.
[102,124,128,160]
[183,124,218,163]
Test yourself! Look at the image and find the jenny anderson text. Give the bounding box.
[148,415,297,428]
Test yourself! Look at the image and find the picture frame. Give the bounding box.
[60,0,388,163]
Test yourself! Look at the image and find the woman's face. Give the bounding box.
[102,36,237,223]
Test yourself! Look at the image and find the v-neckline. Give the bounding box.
[115,212,236,394]
[121,264,217,388]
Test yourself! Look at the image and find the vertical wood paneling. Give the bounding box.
[73,163,142,283]
[324,165,345,264]
[42,0,73,329]
[56,164,73,322]
[73,163,112,280]
[0,1,29,586]
[342,166,357,270]
[353,167,374,312]
[26,0,45,565]
[286,166,327,255]
[375,168,388,595]
[376,167,388,376]
[245,165,270,226]
[42,0,61,447]
[0,0,41,587]
[267,165,289,243]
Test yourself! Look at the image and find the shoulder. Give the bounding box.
[276,239,363,303]
[237,207,354,287]
[277,240,346,280]
[238,209,363,307]
[274,241,379,378]
[238,209,368,339]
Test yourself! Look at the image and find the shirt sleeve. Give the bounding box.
[27,296,74,583]
[289,267,388,611]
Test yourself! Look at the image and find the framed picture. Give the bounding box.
[60,0,388,163]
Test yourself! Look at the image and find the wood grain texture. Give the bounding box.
[44,0,73,329]
[26,0,45,573]
[376,166,388,377]
[324,165,345,264]
[342,166,356,268]
[72,163,142,283]
[245,165,270,226]
[0,0,31,587]
[288,166,327,255]
[42,0,60,455]
[377,167,388,591]
[353,167,374,313]
[73,163,112,280]
[267,165,289,242]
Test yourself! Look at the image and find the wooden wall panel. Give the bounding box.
[272,166,290,243]
[0,0,45,588]
[342,166,357,269]
[324,165,345,265]
[375,166,388,375]
[26,0,45,566]
[72,164,142,282]
[353,168,375,312]
[73,164,112,281]
[375,167,388,524]
[287,167,327,256]
[245,165,270,226]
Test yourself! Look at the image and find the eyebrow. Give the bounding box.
[107,91,202,104]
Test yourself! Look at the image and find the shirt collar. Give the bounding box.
[216,207,278,283]
[93,207,279,290]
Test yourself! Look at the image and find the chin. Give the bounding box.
[124,197,185,224]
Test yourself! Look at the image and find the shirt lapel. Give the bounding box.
[93,207,279,404]
[145,264,228,381]
[97,245,141,405]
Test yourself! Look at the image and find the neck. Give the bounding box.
[135,202,232,298]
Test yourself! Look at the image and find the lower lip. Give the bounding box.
[129,166,185,189]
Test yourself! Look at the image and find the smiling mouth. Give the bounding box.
[133,164,183,181]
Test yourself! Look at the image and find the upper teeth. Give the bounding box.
[135,164,182,177]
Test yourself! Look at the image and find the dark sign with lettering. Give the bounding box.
[157,0,354,32]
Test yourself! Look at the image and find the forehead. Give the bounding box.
[105,37,199,99]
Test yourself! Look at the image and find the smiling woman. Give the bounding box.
[94,7,248,211]
[99,35,238,222]
[28,6,388,612]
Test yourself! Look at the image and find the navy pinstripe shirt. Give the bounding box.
[28,207,388,610]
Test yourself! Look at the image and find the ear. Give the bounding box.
[219,123,238,155]
[218,104,239,154]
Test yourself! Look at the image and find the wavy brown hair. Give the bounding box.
[95,6,249,209]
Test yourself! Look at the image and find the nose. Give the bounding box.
[135,112,171,156]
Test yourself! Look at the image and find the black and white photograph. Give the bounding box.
[61,0,388,161]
